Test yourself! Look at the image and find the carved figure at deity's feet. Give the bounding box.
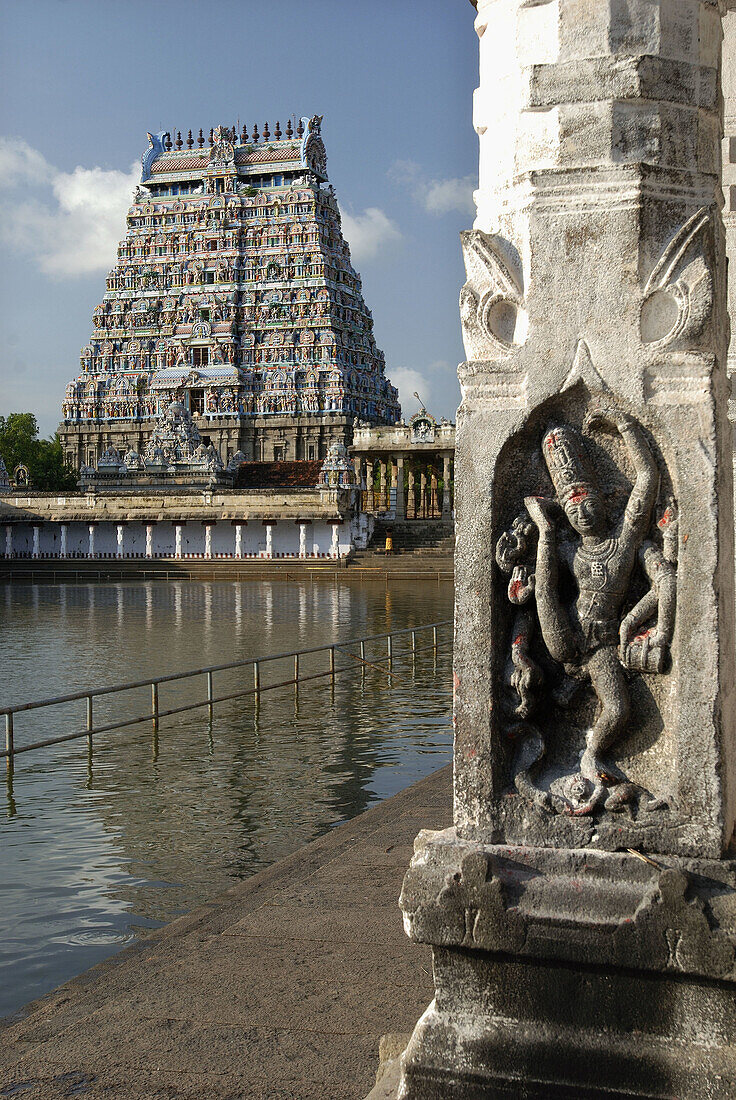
[521,406,669,812]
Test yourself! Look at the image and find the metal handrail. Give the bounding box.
[2,621,451,764]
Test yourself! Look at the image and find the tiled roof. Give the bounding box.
[151,155,208,174]
[149,142,302,175]
[235,147,301,165]
[234,461,322,489]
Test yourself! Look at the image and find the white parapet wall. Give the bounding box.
[0,488,355,560]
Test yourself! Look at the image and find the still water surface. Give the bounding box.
[0,578,453,1019]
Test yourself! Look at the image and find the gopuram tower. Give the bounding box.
[58,117,399,469]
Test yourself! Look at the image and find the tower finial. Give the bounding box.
[275,120,282,140]
[263,121,270,141]
[198,128,204,148]
[286,118,293,139]
[186,129,194,149]
[175,130,183,149]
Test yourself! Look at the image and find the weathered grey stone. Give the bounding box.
[388,0,736,1096]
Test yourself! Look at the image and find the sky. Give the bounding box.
[0,0,478,437]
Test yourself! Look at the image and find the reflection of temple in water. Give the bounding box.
[63,579,453,922]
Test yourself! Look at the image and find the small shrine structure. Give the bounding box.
[350,407,455,519]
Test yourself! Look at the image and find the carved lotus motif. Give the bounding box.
[460,230,528,358]
[640,208,714,348]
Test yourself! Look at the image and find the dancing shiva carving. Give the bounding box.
[495,406,677,817]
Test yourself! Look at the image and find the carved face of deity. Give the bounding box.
[562,484,606,537]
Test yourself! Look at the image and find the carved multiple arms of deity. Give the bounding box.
[619,505,678,673]
[585,407,658,545]
[523,497,578,664]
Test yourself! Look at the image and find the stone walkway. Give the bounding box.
[0,766,451,1099]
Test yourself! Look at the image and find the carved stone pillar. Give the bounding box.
[174,524,182,559]
[87,524,95,559]
[60,524,67,559]
[204,523,213,560]
[379,460,387,511]
[442,453,452,516]
[234,523,243,559]
[429,468,438,517]
[419,469,427,519]
[32,526,40,559]
[407,466,415,519]
[330,523,340,559]
[366,459,374,512]
[5,525,12,559]
[392,1,736,1097]
[396,455,406,520]
[265,522,273,559]
[116,524,124,559]
[299,522,307,558]
[145,524,154,559]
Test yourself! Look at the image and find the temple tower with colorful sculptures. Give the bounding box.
[58,117,400,469]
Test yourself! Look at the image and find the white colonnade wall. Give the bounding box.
[2,519,353,560]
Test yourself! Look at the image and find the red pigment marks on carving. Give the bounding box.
[467,747,477,758]
[453,671,460,690]
[635,629,651,641]
[568,486,588,505]
[509,580,523,600]
[658,507,674,529]
[513,633,526,646]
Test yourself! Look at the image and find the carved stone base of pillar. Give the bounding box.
[396,950,736,1098]
[391,830,736,1099]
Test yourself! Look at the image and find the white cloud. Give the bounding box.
[0,137,49,186]
[341,206,402,262]
[389,159,475,217]
[390,367,433,414]
[0,137,138,277]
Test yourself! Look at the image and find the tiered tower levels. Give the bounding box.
[59,117,400,467]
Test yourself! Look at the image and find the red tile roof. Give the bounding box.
[150,142,302,175]
[234,461,322,489]
[151,154,208,173]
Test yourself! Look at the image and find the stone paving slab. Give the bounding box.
[0,765,451,1099]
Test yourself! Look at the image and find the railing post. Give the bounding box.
[387,633,393,671]
[254,661,260,697]
[5,714,13,774]
[412,629,417,655]
[360,639,366,663]
[330,646,335,683]
[151,682,159,731]
[86,696,93,752]
[207,670,214,718]
[433,625,438,652]
[294,652,299,691]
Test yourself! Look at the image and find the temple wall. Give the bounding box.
[58,414,352,469]
[1,518,348,560]
[0,488,352,560]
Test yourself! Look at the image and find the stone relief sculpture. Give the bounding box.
[496,404,678,817]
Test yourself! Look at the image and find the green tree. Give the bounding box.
[0,414,78,492]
